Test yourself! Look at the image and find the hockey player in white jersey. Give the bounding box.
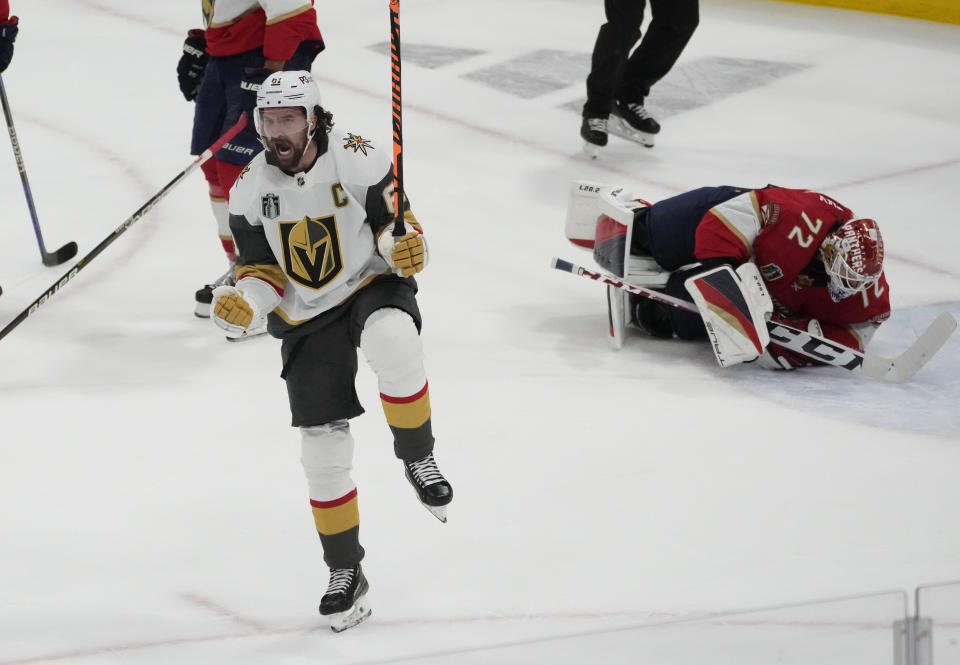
[209,71,453,633]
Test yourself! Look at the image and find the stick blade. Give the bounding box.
[863,312,958,382]
[43,241,78,266]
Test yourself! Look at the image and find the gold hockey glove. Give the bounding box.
[378,226,428,277]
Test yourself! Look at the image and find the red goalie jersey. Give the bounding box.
[694,187,890,353]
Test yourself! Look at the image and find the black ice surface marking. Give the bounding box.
[367,42,486,69]
[561,56,810,117]
[464,49,591,99]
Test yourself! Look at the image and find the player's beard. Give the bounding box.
[265,130,310,172]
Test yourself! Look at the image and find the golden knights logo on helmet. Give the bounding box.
[279,215,343,289]
[262,193,280,220]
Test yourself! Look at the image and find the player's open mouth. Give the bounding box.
[275,142,293,158]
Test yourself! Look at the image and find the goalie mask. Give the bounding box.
[255,70,322,169]
[819,217,884,302]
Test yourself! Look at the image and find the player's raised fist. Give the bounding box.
[211,285,257,336]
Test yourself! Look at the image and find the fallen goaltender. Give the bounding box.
[555,181,957,383]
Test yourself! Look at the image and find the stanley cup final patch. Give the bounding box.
[262,193,280,220]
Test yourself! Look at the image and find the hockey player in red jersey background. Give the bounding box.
[0,0,18,73]
[577,184,890,369]
[176,0,324,321]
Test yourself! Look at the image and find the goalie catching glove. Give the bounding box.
[377,223,428,277]
[210,277,281,339]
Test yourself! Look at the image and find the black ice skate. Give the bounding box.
[194,265,236,318]
[609,101,660,148]
[320,564,371,633]
[580,116,608,160]
[404,453,453,523]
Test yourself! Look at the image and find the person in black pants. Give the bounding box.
[581,0,699,154]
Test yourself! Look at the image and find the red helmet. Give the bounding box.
[819,218,884,301]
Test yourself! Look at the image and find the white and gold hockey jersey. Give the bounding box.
[228,130,416,335]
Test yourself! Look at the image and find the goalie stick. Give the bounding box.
[1,73,78,267]
[552,256,957,383]
[0,114,249,342]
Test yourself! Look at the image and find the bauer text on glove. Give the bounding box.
[177,29,207,102]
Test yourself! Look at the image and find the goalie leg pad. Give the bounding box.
[606,284,628,350]
[564,181,606,250]
[684,265,772,367]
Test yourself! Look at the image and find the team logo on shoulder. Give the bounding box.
[759,263,783,281]
[279,215,343,289]
[236,165,251,181]
[262,193,280,220]
[343,133,374,155]
[761,202,781,228]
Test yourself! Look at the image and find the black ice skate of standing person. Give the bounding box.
[580,0,699,158]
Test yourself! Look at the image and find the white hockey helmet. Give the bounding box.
[254,70,322,142]
[819,217,885,301]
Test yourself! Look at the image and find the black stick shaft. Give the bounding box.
[389,0,405,237]
[1,73,51,258]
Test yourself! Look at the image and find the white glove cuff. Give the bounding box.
[376,224,408,259]
[235,276,282,319]
[377,224,429,272]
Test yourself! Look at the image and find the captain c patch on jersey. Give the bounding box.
[262,193,280,220]
[279,215,344,289]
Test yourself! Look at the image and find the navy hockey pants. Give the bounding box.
[633,185,748,339]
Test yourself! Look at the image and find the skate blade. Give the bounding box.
[329,601,372,633]
[582,142,602,160]
[423,503,448,523]
[607,117,656,147]
[225,327,268,343]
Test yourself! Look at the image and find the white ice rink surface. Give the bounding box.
[1,1,959,663]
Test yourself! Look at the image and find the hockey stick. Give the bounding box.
[0,114,249,342]
[552,256,957,383]
[0,73,79,266]
[389,0,405,237]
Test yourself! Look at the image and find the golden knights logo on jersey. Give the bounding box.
[279,215,344,289]
[262,193,280,220]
